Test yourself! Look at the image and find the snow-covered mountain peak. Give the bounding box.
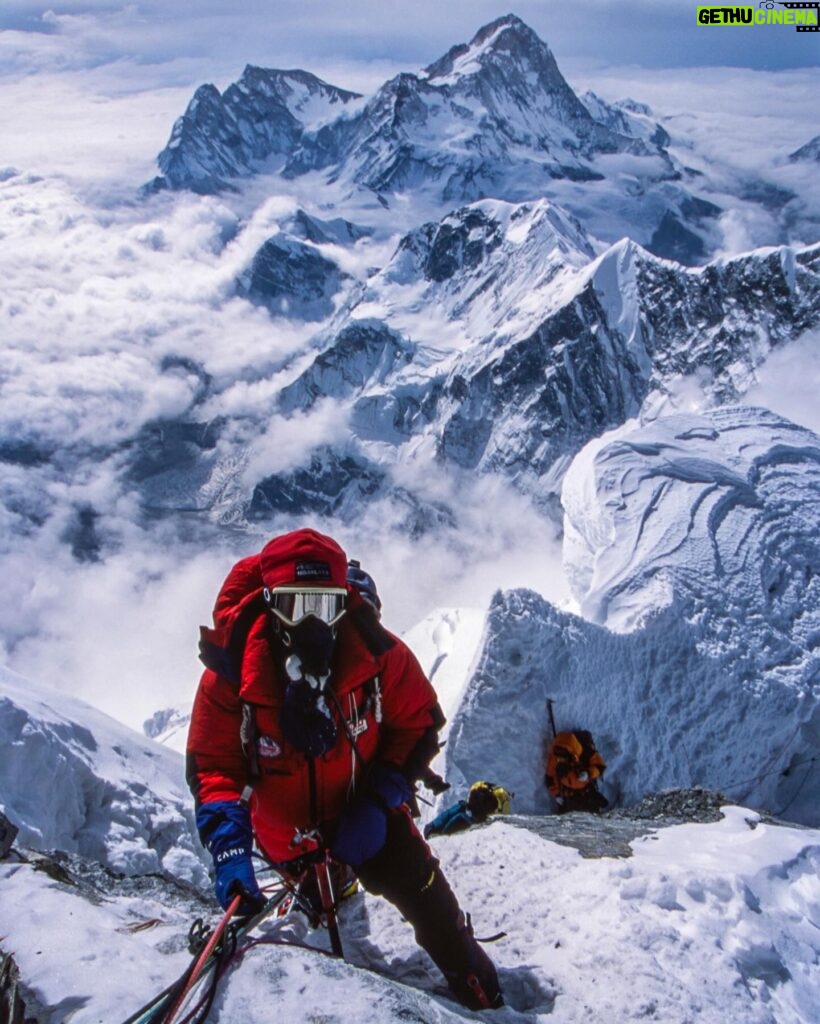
[423,13,558,83]
[155,66,362,191]
[275,196,597,427]
[236,65,364,128]
[347,196,595,359]
[375,13,614,159]
[241,230,818,535]
[789,134,820,163]
[150,16,738,260]
[379,196,594,291]
[416,12,599,151]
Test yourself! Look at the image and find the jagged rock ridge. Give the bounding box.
[265,222,820,516]
[153,66,362,192]
[120,208,819,528]
[151,15,718,259]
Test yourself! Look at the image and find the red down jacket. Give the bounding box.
[186,549,440,864]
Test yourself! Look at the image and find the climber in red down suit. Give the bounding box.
[186,527,503,1010]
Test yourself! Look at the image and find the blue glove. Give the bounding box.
[331,797,388,868]
[214,849,264,915]
[196,801,265,916]
[369,762,413,809]
[331,764,412,869]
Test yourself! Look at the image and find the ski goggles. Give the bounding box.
[263,586,347,628]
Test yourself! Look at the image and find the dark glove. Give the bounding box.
[331,763,412,869]
[369,762,413,809]
[196,800,265,916]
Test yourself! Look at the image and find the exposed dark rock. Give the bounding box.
[279,322,415,414]
[649,210,708,263]
[419,208,504,282]
[149,15,707,256]
[286,210,371,245]
[155,67,361,191]
[126,420,222,483]
[788,135,820,162]
[236,237,348,320]
[619,787,727,822]
[249,446,455,537]
[268,231,818,520]
[0,810,18,859]
[0,951,29,1024]
[503,789,799,859]
[143,707,190,741]
[62,503,102,563]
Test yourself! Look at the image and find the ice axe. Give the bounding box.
[546,698,558,739]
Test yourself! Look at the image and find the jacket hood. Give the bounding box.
[259,528,348,591]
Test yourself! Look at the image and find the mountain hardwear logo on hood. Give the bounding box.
[295,560,333,581]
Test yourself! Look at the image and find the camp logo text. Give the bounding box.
[697,2,819,30]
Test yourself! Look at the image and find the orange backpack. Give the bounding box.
[545,730,608,812]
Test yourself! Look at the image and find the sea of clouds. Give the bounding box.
[1,2,818,728]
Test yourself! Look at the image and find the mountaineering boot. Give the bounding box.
[442,919,504,1010]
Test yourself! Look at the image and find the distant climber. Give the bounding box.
[545,729,609,814]
[425,781,512,838]
[544,698,608,814]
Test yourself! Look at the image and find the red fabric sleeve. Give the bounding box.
[376,638,439,767]
[186,668,248,806]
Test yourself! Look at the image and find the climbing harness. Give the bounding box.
[120,851,349,1024]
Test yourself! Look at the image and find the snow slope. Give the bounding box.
[562,406,820,651]
[0,665,206,882]
[1,669,818,1024]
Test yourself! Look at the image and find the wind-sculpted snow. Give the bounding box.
[0,667,207,882]
[2,662,818,1021]
[4,797,818,1023]
[441,407,820,826]
[561,407,820,655]
[443,588,819,828]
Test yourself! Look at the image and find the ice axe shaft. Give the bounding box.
[546,699,558,739]
[314,852,345,958]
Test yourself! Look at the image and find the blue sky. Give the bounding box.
[1,0,818,84]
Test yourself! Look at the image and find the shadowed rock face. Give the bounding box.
[116,212,818,536]
[274,232,819,510]
[249,446,456,538]
[156,67,362,191]
[789,134,820,163]
[236,237,348,320]
[128,20,818,537]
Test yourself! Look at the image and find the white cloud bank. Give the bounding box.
[0,4,817,732]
